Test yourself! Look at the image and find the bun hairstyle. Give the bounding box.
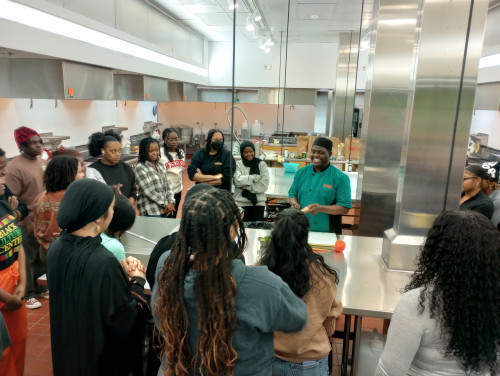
[260,208,339,298]
[88,130,122,157]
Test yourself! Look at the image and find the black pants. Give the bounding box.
[20,225,46,299]
[242,206,265,222]
[165,191,182,219]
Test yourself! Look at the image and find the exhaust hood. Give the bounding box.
[114,74,168,101]
[0,58,114,100]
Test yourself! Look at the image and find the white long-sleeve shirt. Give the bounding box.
[375,287,497,376]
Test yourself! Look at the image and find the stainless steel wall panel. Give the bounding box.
[0,58,64,99]
[358,0,420,237]
[332,32,359,139]
[62,61,114,100]
[114,74,144,101]
[144,76,168,101]
[115,0,151,41]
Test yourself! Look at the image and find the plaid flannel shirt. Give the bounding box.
[135,161,175,216]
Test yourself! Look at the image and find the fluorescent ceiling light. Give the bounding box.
[0,0,208,76]
[479,53,500,69]
[253,14,262,22]
[227,0,238,10]
[246,16,255,32]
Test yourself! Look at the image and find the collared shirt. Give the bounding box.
[135,161,174,216]
[289,164,352,233]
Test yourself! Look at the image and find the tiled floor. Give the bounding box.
[23,165,385,375]
[25,299,53,376]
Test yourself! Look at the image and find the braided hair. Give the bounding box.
[162,128,184,162]
[154,189,247,376]
[43,155,79,192]
[405,210,500,372]
[260,208,338,297]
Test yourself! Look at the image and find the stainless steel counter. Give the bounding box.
[266,168,359,201]
[122,218,409,319]
[244,228,410,318]
[121,217,180,265]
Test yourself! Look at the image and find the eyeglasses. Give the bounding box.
[463,176,478,181]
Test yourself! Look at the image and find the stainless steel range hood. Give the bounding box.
[114,74,168,101]
[0,59,114,100]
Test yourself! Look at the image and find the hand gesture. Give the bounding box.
[121,256,146,279]
[7,195,18,211]
[164,203,176,216]
[302,203,320,215]
[5,294,23,312]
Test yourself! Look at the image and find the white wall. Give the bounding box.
[209,41,339,89]
[470,110,500,149]
[157,102,317,136]
[0,98,157,157]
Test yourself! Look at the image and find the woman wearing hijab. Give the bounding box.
[480,161,500,226]
[46,179,149,376]
[187,129,235,191]
[233,141,269,222]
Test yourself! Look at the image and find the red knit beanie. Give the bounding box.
[14,127,39,149]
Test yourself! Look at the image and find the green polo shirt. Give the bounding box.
[289,164,352,233]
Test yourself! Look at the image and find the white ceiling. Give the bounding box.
[149,0,375,43]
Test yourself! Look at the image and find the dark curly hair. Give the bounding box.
[138,137,160,164]
[87,130,122,157]
[260,209,339,297]
[43,155,79,192]
[162,128,184,161]
[405,210,500,372]
[154,189,246,376]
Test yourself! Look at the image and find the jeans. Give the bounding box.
[272,356,329,376]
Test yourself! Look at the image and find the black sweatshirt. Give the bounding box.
[187,148,235,191]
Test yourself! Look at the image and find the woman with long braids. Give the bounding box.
[375,210,500,375]
[152,189,307,376]
[158,128,186,218]
[259,209,342,376]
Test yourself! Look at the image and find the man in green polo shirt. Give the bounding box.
[289,137,352,233]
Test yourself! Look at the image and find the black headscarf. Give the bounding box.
[58,178,114,233]
[240,141,261,175]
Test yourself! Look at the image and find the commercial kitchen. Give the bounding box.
[1,0,500,375]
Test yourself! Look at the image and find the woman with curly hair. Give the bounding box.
[152,189,307,376]
[259,209,342,376]
[375,210,500,375]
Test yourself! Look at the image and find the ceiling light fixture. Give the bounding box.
[246,16,255,32]
[227,0,238,10]
[0,0,208,76]
[253,14,262,22]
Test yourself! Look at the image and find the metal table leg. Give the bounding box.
[350,316,362,376]
[341,315,351,376]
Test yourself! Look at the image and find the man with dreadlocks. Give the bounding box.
[152,189,307,376]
